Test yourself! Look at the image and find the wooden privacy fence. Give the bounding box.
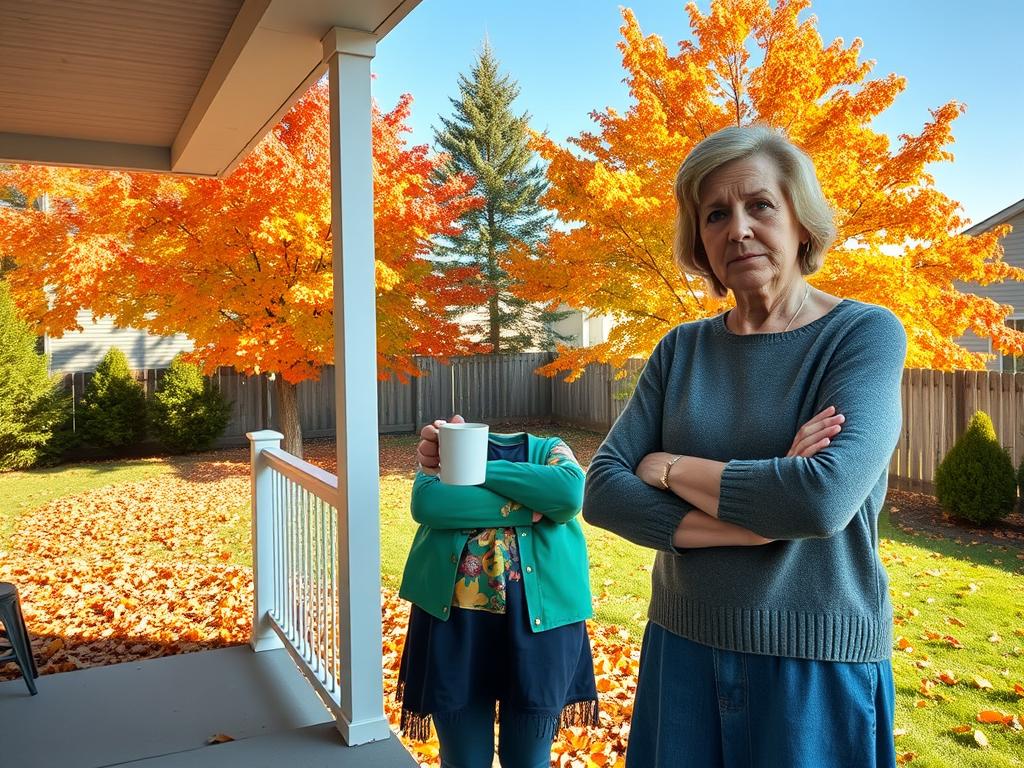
[62,361,1024,490]
[59,353,640,446]
[890,368,1024,491]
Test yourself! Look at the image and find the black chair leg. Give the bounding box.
[0,595,38,695]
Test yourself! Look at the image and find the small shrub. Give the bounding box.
[149,356,231,453]
[0,281,69,470]
[934,411,1016,525]
[79,348,147,448]
[1018,457,1024,514]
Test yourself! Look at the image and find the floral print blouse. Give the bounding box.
[451,436,579,614]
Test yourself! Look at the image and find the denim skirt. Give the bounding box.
[626,621,896,768]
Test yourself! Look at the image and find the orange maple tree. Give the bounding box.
[0,83,484,455]
[507,0,1024,379]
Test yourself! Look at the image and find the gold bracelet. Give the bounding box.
[660,455,682,490]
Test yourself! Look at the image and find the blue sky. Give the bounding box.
[372,0,1023,229]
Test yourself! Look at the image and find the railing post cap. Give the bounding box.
[247,429,284,443]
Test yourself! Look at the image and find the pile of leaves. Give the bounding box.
[0,445,635,767]
[0,457,253,673]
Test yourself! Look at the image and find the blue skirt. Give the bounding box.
[626,621,897,768]
[397,574,598,740]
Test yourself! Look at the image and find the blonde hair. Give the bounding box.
[673,125,837,297]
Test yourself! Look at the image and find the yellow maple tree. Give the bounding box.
[0,83,484,455]
[507,0,1024,379]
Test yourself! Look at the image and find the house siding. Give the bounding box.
[46,310,194,374]
[956,209,1024,371]
[551,306,616,348]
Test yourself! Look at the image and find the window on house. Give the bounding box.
[1001,318,1024,373]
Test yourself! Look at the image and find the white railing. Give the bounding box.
[247,430,390,746]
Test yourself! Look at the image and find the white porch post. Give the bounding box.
[323,27,391,746]
[248,429,285,652]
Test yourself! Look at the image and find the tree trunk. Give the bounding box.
[488,209,500,354]
[276,377,303,458]
[489,292,500,354]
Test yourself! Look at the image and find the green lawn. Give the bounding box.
[880,516,1024,767]
[3,445,1022,766]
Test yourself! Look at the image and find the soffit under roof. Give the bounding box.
[0,0,421,177]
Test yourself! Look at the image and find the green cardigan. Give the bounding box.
[398,433,592,632]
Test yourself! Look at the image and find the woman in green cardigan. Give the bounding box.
[397,415,597,768]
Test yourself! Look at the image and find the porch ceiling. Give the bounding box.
[0,0,421,177]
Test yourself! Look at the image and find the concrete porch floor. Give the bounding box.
[0,645,416,767]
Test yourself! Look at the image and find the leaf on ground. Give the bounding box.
[973,730,989,748]
[977,710,1012,724]
[971,675,993,690]
[207,733,234,744]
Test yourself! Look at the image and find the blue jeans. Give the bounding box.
[434,700,554,768]
[626,622,896,768]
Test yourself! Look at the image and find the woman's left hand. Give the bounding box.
[636,451,679,489]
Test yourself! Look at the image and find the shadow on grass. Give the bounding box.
[881,510,1024,577]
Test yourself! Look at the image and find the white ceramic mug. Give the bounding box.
[438,422,489,485]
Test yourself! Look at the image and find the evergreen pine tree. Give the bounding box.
[434,42,567,353]
[80,348,147,448]
[0,280,68,470]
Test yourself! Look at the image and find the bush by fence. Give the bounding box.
[148,356,231,453]
[934,411,1018,524]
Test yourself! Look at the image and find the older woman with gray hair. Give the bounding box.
[583,125,904,768]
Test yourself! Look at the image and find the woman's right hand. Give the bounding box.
[416,414,465,474]
[417,415,543,523]
[787,405,845,458]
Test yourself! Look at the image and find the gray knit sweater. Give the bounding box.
[583,299,906,662]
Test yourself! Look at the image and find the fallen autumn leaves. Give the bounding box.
[0,449,635,767]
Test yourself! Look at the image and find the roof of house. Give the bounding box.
[964,196,1024,236]
[0,0,420,177]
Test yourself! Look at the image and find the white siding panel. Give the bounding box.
[551,308,585,346]
[954,329,997,371]
[47,310,194,373]
[957,212,1024,311]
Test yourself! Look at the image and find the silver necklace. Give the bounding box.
[782,284,811,332]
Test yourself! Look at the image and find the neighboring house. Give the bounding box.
[2,196,193,374]
[957,196,1024,372]
[453,304,564,352]
[45,310,193,374]
[549,305,617,348]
